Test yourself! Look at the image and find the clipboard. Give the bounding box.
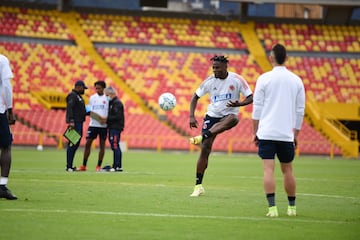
[63,126,81,145]
[90,111,103,122]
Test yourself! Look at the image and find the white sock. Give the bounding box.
[0,177,8,185]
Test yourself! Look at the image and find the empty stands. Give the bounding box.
[256,23,360,52]
[0,6,356,155]
[0,41,110,110]
[255,22,360,105]
[98,47,260,117]
[77,13,247,49]
[287,56,360,103]
[0,6,73,39]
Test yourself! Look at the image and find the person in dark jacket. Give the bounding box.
[65,80,88,171]
[104,86,125,172]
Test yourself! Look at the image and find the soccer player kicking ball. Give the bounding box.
[189,55,253,197]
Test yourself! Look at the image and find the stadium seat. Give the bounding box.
[287,56,360,103]
[0,6,72,39]
[76,13,247,49]
[1,6,354,155]
[255,22,360,52]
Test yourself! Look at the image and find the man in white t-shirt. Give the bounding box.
[0,54,17,200]
[189,55,253,197]
[78,81,109,172]
[252,44,305,217]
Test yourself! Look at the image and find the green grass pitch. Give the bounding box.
[0,147,359,240]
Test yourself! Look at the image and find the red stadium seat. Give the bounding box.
[0,6,354,155]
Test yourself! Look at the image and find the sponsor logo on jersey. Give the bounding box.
[212,93,232,102]
[93,105,105,110]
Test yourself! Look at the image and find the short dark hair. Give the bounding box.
[210,55,229,64]
[271,44,287,65]
[94,80,106,88]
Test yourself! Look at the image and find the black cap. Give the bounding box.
[75,80,88,89]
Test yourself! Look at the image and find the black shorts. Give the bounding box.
[201,115,223,134]
[86,126,107,140]
[0,113,13,148]
[258,140,295,163]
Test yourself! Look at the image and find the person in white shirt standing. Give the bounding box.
[252,44,305,217]
[78,80,109,172]
[188,55,253,197]
[0,54,17,200]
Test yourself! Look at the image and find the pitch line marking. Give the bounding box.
[11,178,360,200]
[1,208,349,224]
[299,193,358,200]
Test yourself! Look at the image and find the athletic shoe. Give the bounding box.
[78,165,87,171]
[96,166,101,172]
[190,184,205,197]
[287,206,297,216]
[266,206,279,217]
[110,167,123,172]
[0,185,18,200]
[101,165,111,171]
[66,167,77,172]
[189,135,202,145]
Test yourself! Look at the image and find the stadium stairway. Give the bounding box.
[57,11,193,139]
[58,11,151,113]
[305,94,359,158]
[1,6,353,156]
[243,22,360,158]
[59,12,162,116]
[238,21,272,72]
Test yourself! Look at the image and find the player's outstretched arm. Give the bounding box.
[226,94,253,107]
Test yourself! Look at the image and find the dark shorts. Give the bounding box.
[86,126,107,140]
[0,113,13,148]
[258,140,295,163]
[201,115,223,134]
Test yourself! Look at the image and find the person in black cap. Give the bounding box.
[65,80,88,171]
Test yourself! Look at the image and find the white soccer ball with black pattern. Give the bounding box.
[158,92,176,111]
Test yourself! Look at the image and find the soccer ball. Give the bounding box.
[158,92,176,111]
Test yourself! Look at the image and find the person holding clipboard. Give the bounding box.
[65,80,88,172]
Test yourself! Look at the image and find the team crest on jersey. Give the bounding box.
[229,85,235,91]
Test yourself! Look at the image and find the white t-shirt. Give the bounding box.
[252,66,305,142]
[0,54,14,114]
[89,93,108,128]
[196,72,253,118]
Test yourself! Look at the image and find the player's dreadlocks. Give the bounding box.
[210,55,229,64]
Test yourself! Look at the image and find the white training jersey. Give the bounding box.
[0,54,14,114]
[89,93,109,128]
[252,66,305,142]
[196,72,253,118]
